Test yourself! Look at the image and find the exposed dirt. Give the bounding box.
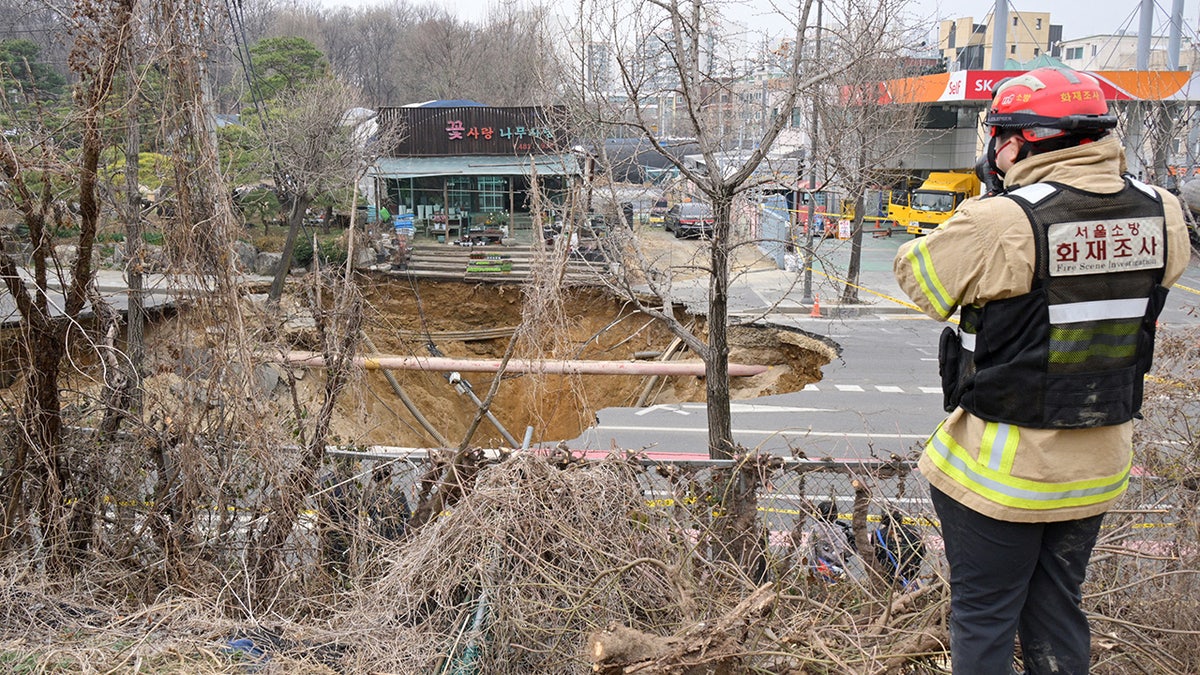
[0,226,835,449]
[308,277,836,448]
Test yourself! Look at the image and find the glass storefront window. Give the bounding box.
[478,176,506,212]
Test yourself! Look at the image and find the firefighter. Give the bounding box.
[893,68,1190,673]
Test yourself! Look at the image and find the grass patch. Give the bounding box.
[0,650,75,673]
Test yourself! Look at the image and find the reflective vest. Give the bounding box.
[940,178,1169,429]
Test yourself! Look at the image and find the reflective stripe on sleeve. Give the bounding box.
[925,425,1131,510]
[904,239,956,318]
[1048,298,1148,324]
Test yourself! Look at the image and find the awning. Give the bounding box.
[369,153,581,179]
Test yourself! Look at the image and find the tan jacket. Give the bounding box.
[894,136,1190,522]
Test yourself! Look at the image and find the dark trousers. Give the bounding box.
[931,486,1103,675]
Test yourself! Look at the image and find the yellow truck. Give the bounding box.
[888,171,981,236]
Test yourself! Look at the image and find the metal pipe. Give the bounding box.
[801,0,822,305]
[456,377,521,449]
[1169,0,1185,71]
[990,0,1008,70]
[281,352,769,377]
[361,333,451,447]
[1138,0,1154,70]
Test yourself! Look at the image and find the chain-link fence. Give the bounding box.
[314,448,1182,587]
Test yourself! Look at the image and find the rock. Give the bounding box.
[53,244,77,263]
[254,252,282,276]
[233,240,258,272]
[253,363,281,395]
[143,244,166,272]
[353,246,376,269]
[283,311,319,350]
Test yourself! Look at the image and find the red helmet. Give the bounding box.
[985,68,1117,142]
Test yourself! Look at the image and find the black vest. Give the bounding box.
[939,178,1169,429]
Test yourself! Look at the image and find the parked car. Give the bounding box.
[663,202,715,238]
[648,198,670,224]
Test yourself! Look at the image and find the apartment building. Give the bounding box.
[939,12,1061,70]
[1059,33,1198,70]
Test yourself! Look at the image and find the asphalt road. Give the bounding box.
[564,233,1200,459]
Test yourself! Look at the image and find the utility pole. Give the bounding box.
[989,0,1008,70]
[801,0,822,304]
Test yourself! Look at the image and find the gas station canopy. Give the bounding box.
[878,70,1200,105]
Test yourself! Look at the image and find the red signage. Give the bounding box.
[879,70,1200,105]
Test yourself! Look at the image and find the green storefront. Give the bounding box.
[371,105,580,242]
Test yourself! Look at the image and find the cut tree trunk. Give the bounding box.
[589,582,777,674]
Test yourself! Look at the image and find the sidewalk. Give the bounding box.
[2,268,274,327]
[646,233,923,320]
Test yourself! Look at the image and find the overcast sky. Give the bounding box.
[319,0,1200,44]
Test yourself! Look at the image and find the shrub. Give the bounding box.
[292,235,346,267]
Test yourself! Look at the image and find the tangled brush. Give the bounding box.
[339,454,697,674]
[330,453,955,674]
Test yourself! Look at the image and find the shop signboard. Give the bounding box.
[378,106,569,157]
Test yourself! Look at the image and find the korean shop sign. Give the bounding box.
[378,106,569,157]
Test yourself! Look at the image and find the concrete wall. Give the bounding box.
[891,108,982,171]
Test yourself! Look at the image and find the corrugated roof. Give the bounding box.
[369,154,581,179]
[1021,54,1069,69]
[403,99,487,108]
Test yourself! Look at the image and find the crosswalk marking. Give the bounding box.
[797,384,941,394]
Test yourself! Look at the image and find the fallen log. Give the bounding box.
[589,582,777,673]
[279,352,769,377]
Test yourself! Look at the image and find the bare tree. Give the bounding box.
[0,0,134,570]
[560,0,861,460]
[469,3,561,106]
[814,3,926,303]
[251,77,370,302]
[238,1,562,107]
[0,0,73,88]
[1120,99,1200,190]
[549,0,915,577]
[320,4,415,107]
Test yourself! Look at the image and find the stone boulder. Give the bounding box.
[254,252,283,276]
[233,240,258,272]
